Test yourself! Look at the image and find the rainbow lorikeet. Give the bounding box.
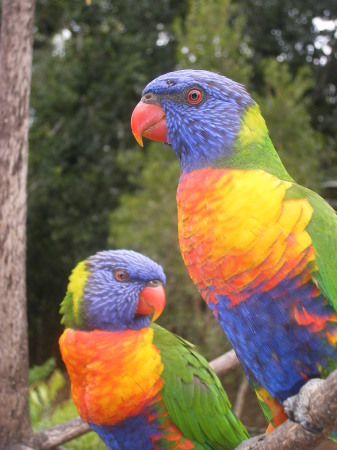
[131,70,337,436]
[59,249,249,449]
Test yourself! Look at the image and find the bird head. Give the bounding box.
[60,250,166,331]
[131,69,258,173]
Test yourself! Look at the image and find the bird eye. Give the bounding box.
[187,88,203,104]
[114,270,128,282]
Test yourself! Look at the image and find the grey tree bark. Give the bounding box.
[0,0,35,447]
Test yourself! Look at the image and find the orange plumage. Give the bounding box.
[59,327,163,425]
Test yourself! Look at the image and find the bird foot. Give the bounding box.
[283,378,325,434]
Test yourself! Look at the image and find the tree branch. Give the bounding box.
[27,418,90,450]
[234,376,250,418]
[236,368,337,450]
[209,348,240,375]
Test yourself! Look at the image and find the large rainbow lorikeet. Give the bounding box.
[131,70,337,437]
[59,249,249,449]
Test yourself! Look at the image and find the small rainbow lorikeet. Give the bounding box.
[131,69,337,437]
[59,249,249,449]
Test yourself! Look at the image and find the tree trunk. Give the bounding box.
[0,0,35,447]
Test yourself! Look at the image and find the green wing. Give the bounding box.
[286,183,337,312]
[151,323,249,450]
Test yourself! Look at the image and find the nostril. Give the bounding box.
[146,279,162,287]
[142,92,157,104]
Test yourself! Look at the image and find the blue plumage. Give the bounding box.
[82,250,166,331]
[142,70,253,172]
[216,273,337,403]
[90,415,160,450]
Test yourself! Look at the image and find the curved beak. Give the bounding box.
[131,101,167,147]
[136,283,166,322]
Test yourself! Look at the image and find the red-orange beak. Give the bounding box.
[131,101,167,147]
[136,284,166,322]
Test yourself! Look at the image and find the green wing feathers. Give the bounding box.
[151,324,249,449]
[285,183,337,312]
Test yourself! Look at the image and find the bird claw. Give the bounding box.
[283,378,325,434]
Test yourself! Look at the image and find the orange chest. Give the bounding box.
[177,168,315,304]
[59,328,164,425]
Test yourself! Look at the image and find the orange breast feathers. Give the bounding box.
[59,328,164,425]
[177,168,317,305]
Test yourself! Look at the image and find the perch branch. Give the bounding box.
[235,368,337,450]
[234,376,250,418]
[209,348,240,375]
[27,417,90,450]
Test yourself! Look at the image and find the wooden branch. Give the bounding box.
[209,348,240,375]
[234,376,250,418]
[235,368,337,450]
[12,445,35,450]
[28,418,90,450]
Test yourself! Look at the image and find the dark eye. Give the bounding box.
[114,270,128,281]
[187,88,203,104]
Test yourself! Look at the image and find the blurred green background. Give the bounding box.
[26,0,336,445]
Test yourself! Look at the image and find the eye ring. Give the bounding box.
[187,88,203,104]
[114,270,129,282]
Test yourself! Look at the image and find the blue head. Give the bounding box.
[131,69,254,173]
[60,250,166,331]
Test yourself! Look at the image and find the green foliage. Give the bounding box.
[30,369,66,425]
[231,0,337,145]
[29,357,57,385]
[175,0,251,84]
[29,359,66,426]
